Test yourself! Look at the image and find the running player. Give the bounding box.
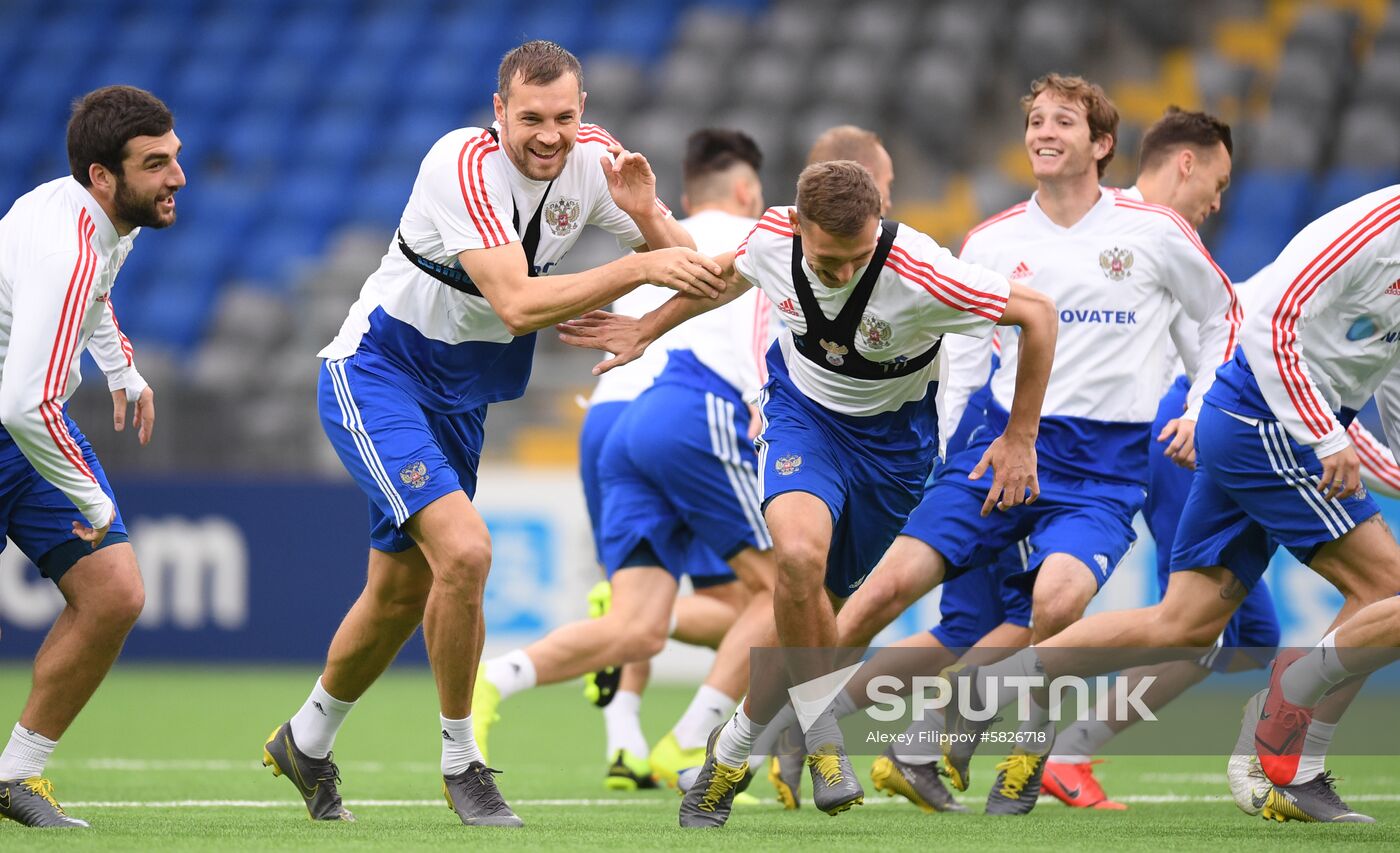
[943,185,1400,823]
[473,127,773,792]
[830,75,1242,816]
[0,85,178,828]
[261,41,723,827]
[559,159,1058,827]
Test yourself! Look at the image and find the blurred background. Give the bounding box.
[0,0,1398,670]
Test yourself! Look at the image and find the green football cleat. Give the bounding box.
[262,721,354,821]
[472,667,501,765]
[650,731,706,790]
[0,777,89,828]
[604,749,658,791]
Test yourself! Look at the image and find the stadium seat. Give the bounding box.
[1268,49,1343,115]
[1243,108,1324,171]
[673,6,752,63]
[592,2,678,63]
[1354,49,1400,111]
[580,54,647,113]
[656,48,731,117]
[1311,168,1400,220]
[1333,107,1400,171]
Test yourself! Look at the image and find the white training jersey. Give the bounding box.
[1209,185,1400,458]
[0,177,147,527]
[734,207,1008,416]
[655,209,773,400]
[942,187,1240,481]
[320,123,670,413]
[586,283,671,406]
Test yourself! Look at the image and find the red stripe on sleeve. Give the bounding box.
[886,256,1004,322]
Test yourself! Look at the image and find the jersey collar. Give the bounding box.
[65,177,121,253]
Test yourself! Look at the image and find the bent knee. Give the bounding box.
[618,623,669,659]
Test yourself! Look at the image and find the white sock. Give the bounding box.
[1049,719,1115,764]
[0,724,56,780]
[440,714,485,775]
[750,704,798,757]
[803,709,845,753]
[483,650,537,701]
[1292,718,1336,785]
[976,648,1045,711]
[289,678,356,759]
[673,685,736,750]
[895,709,943,765]
[830,690,859,719]
[714,705,763,767]
[604,690,649,759]
[1280,632,1351,707]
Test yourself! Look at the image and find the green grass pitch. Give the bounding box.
[1,665,1396,850]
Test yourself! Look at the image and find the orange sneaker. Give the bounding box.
[1042,760,1127,810]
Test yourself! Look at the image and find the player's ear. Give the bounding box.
[493,93,506,127]
[787,208,800,233]
[578,90,587,118]
[1180,147,1196,179]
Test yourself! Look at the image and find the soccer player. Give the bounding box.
[559,159,1058,827]
[262,41,724,827]
[0,85,178,828]
[473,127,774,792]
[827,75,1241,816]
[942,184,1400,823]
[805,125,895,214]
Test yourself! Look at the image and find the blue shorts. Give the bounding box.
[319,357,485,553]
[930,545,1032,649]
[905,443,1144,591]
[598,352,762,584]
[755,349,936,598]
[0,414,128,584]
[1170,403,1381,590]
[580,400,627,563]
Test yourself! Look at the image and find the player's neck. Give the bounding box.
[1133,169,1173,208]
[1034,176,1102,229]
[686,200,748,218]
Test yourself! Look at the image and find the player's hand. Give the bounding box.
[747,403,762,442]
[112,386,156,446]
[969,432,1039,517]
[72,508,115,548]
[1318,444,1362,500]
[1158,417,1196,469]
[640,247,725,298]
[601,144,659,220]
[558,311,647,375]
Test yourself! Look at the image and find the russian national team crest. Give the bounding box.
[400,461,430,490]
[859,313,893,351]
[820,339,849,366]
[774,454,803,476]
[545,198,581,236]
[1099,247,1134,281]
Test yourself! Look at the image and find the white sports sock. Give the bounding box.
[288,678,355,759]
[440,714,484,775]
[673,685,736,751]
[1291,718,1336,785]
[802,709,844,753]
[1048,719,1115,764]
[975,648,1045,711]
[483,650,537,701]
[894,709,943,765]
[0,724,56,780]
[1280,631,1351,707]
[603,690,649,760]
[714,706,763,768]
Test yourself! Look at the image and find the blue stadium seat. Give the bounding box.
[348,165,413,229]
[297,109,381,174]
[219,108,298,176]
[1311,169,1400,220]
[593,3,679,63]
[519,4,597,56]
[237,218,331,285]
[1211,225,1291,284]
[194,9,266,57]
[1222,170,1312,233]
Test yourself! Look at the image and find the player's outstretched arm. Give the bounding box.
[459,240,724,336]
[600,143,696,252]
[969,283,1057,516]
[557,251,752,375]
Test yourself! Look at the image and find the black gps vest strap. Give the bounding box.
[397,126,554,292]
[787,220,944,380]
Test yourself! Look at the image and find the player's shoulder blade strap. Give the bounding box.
[786,220,940,380]
[396,127,554,292]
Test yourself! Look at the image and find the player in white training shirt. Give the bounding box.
[947,184,1400,824]
[262,42,724,827]
[0,86,178,828]
[476,129,772,791]
[561,160,1057,827]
